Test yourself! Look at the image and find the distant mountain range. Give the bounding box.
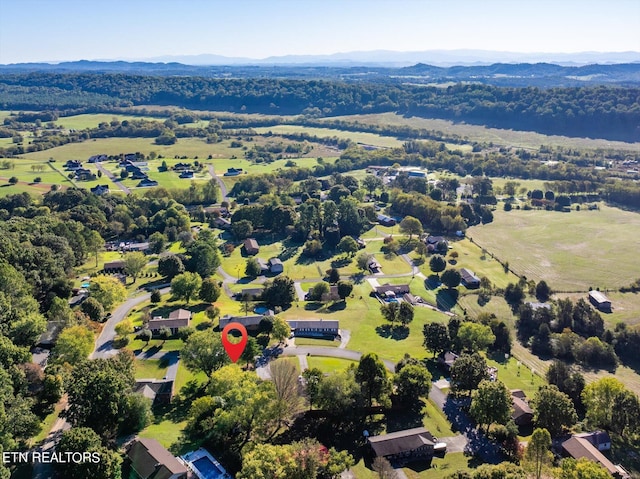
[2,57,639,88]
[139,49,640,67]
[4,49,640,68]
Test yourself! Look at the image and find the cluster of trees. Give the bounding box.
[424,315,511,360]
[2,74,638,140]
[516,297,621,369]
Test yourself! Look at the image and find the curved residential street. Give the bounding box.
[91,286,171,359]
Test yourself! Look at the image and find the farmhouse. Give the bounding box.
[134,379,174,406]
[562,435,629,478]
[269,258,284,274]
[286,319,340,338]
[377,214,396,227]
[147,309,191,336]
[589,290,612,312]
[126,437,188,479]
[460,268,481,289]
[368,427,436,463]
[510,390,534,426]
[244,238,260,255]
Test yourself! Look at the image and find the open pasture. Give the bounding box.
[54,113,164,130]
[467,205,640,291]
[254,124,404,148]
[327,112,640,151]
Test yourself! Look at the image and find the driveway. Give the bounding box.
[91,286,171,359]
[95,163,131,194]
[207,164,228,200]
[282,346,396,372]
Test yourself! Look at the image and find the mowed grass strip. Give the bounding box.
[467,205,640,291]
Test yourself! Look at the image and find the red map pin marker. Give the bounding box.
[221,322,248,363]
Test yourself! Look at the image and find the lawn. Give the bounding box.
[281,282,451,363]
[254,125,404,148]
[306,356,356,373]
[402,452,472,479]
[134,359,169,380]
[467,205,640,291]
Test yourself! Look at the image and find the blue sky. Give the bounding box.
[0,0,639,63]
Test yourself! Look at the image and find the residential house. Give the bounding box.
[63,160,82,170]
[256,258,270,275]
[377,214,396,227]
[426,235,448,253]
[244,238,260,255]
[104,259,126,273]
[134,379,174,406]
[286,319,340,338]
[173,162,192,171]
[90,184,110,196]
[437,351,459,371]
[589,290,612,312]
[575,431,612,451]
[126,437,188,479]
[219,315,266,331]
[131,170,147,180]
[368,258,382,274]
[510,390,534,426]
[368,427,436,463]
[269,258,284,274]
[179,170,194,179]
[562,435,629,478]
[403,293,419,305]
[305,285,340,302]
[238,287,264,301]
[147,309,191,336]
[88,154,107,163]
[375,284,410,298]
[460,268,481,289]
[224,167,244,176]
[138,178,158,187]
[213,217,231,229]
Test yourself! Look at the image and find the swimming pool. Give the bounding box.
[192,456,225,479]
[81,282,90,288]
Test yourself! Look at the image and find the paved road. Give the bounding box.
[91,286,171,359]
[95,163,131,194]
[208,164,228,200]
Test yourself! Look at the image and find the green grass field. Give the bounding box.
[467,205,640,291]
[254,125,404,148]
[328,112,640,152]
[134,359,169,380]
[306,356,356,372]
[54,113,164,130]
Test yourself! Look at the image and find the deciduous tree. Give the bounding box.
[124,251,147,283]
[399,215,423,240]
[51,325,94,366]
[356,352,391,408]
[423,322,450,357]
[89,275,127,311]
[171,271,202,303]
[449,352,489,395]
[531,385,577,437]
[524,428,552,479]
[182,330,228,376]
[470,379,512,432]
[582,377,625,430]
[199,277,221,303]
[393,363,432,408]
